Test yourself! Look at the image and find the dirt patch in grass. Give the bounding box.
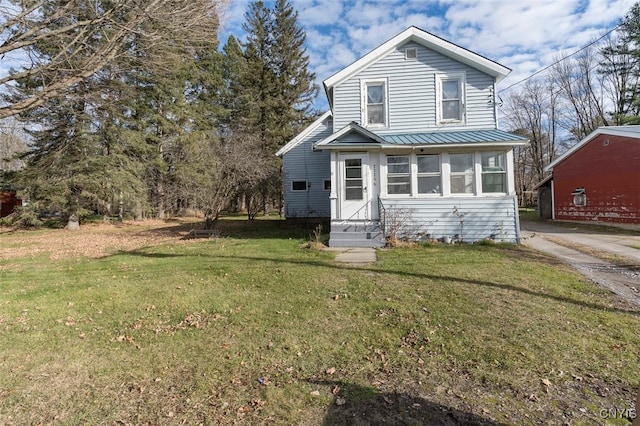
[0,219,198,260]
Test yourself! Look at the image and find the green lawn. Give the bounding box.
[1,219,638,425]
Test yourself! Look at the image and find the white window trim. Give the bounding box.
[405,47,417,60]
[480,151,508,194]
[385,154,411,196]
[436,72,466,125]
[380,151,513,197]
[361,78,389,128]
[449,152,475,195]
[416,154,442,196]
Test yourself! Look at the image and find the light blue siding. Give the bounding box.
[378,196,520,243]
[282,118,333,218]
[333,41,497,133]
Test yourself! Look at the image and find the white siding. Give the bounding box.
[332,41,497,133]
[282,119,333,218]
[379,196,520,243]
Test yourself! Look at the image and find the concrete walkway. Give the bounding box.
[324,247,378,265]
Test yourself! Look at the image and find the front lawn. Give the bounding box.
[0,219,638,425]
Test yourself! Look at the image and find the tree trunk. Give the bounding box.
[135,199,144,221]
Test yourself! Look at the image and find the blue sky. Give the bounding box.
[219,0,636,111]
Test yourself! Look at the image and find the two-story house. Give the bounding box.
[276,26,528,247]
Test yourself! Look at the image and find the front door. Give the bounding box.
[339,153,370,220]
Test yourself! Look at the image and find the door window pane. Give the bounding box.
[345,159,363,200]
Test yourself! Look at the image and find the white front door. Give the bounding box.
[339,153,370,220]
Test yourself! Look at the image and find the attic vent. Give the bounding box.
[603,138,610,146]
[405,47,417,60]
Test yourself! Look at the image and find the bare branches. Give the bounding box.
[0,0,225,119]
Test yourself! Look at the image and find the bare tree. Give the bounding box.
[550,45,609,139]
[504,77,560,187]
[503,76,564,207]
[0,0,226,119]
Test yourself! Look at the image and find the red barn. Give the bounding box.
[540,126,640,224]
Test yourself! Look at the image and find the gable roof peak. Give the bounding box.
[323,26,511,104]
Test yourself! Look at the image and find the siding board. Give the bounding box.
[379,196,519,242]
[332,41,497,133]
[282,117,333,218]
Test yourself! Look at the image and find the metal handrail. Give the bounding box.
[377,197,386,239]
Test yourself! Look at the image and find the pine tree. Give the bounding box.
[600,3,640,124]
[9,0,222,225]
[271,0,318,142]
[235,0,318,216]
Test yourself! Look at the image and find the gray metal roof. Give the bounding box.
[382,129,527,145]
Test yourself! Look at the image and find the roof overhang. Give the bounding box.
[315,126,529,151]
[545,125,640,171]
[533,174,553,190]
[276,110,332,157]
[314,122,387,150]
[323,26,511,108]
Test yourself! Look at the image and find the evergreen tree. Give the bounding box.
[272,0,318,141]
[9,0,222,225]
[600,3,640,124]
[235,0,317,216]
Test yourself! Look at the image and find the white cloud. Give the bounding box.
[218,0,634,108]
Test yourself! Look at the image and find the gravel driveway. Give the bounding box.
[520,220,640,307]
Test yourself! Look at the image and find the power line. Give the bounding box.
[498,22,623,95]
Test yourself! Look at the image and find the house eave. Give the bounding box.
[315,141,528,151]
[276,110,333,157]
[545,125,640,171]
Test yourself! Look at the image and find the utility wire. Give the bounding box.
[498,22,623,95]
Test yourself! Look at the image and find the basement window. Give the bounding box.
[292,181,308,191]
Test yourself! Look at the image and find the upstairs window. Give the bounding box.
[387,155,411,194]
[362,79,388,127]
[481,152,506,193]
[437,73,465,123]
[417,154,441,194]
[450,153,474,194]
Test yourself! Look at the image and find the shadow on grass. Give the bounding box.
[308,380,504,426]
[129,217,317,241]
[119,248,640,317]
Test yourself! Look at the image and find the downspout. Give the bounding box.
[514,196,521,244]
[550,178,555,220]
